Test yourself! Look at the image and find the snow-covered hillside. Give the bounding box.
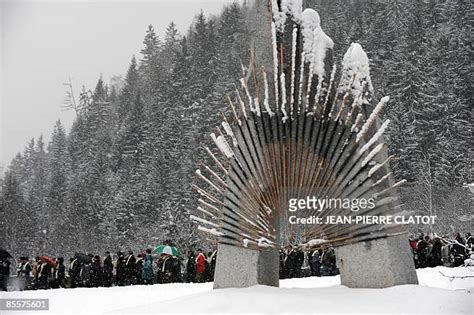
[1,267,472,314]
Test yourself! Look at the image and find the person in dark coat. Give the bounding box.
[428,238,443,267]
[171,256,183,283]
[115,252,126,286]
[295,249,304,278]
[284,245,296,278]
[124,251,136,285]
[279,249,286,279]
[185,250,195,283]
[17,257,32,290]
[311,249,322,277]
[416,235,430,268]
[81,255,93,287]
[204,251,213,282]
[102,252,113,287]
[320,248,333,276]
[135,254,144,285]
[37,259,50,289]
[142,249,154,285]
[69,257,82,288]
[0,258,11,291]
[451,232,467,266]
[206,251,217,282]
[157,254,174,284]
[52,257,65,288]
[90,255,102,287]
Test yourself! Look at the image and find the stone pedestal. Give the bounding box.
[334,234,418,288]
[213,243,279,289]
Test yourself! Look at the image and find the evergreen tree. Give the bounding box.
[46,120,71,254]
[0,172,33,255]
[140,24,164,108]
[117,56,140,124]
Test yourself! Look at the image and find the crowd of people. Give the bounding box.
[0,248,217,291]
[1,232,472,291]
[409,232,473,268]
[280,245,338,278]
[279,232,474,279]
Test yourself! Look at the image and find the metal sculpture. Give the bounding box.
[192,0,418,289]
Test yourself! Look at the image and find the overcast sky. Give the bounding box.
[1,0,234,168]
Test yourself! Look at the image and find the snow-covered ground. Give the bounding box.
[0,267,472,314]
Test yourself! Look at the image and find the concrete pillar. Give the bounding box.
[213,243,279,289]
[334,234,418,288]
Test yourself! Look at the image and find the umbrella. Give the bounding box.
[0,248,13,259]
[74,253,92,264]
[39,255,56,267]
[153,245,180,256]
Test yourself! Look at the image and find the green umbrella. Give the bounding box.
[154,245,180,256]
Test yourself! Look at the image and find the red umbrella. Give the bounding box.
[39,255,56,267]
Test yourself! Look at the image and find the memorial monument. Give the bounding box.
[192,0,418,289]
